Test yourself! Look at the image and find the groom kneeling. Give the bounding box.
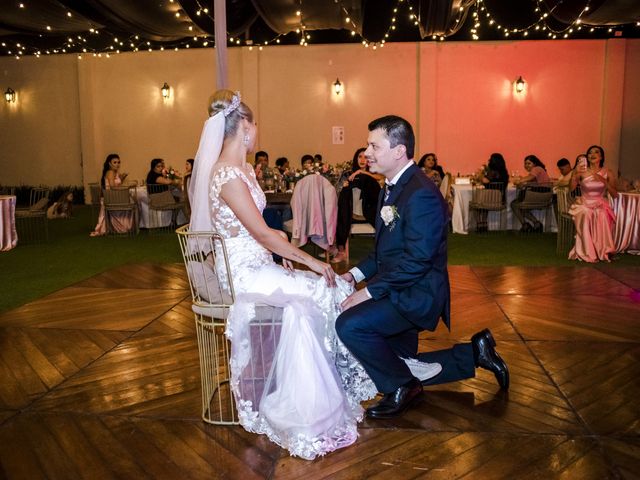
[337,115,509,419]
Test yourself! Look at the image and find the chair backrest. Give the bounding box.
[29,188,50,212]
[290,174,338,249]
[147,184,176,208]
[88,183,102,205]
[472,182,505,208]
[521,182,553,206]
[352,187,364,218]
[439,173,452,201]
[103,187,133,206]
[556,187,573,214]
[176,225,234,313]
[30,187,49,207]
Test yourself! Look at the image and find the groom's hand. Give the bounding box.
[341,288,369,311]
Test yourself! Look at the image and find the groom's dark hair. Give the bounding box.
[368,115,415,160]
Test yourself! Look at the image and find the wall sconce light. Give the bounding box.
[161,82,170,99]
[333,78,343,95]
[4,87,16,103]
[514,76,526,94]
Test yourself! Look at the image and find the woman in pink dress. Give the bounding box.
[568,145,617,262]
[90,154,135,236]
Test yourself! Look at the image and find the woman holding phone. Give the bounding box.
[568,145,617,262]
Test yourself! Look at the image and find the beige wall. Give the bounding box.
[0,55,82,186]
[0,39,638,193]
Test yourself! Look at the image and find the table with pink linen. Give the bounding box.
[612,192,640,254]
[0,195,18,251]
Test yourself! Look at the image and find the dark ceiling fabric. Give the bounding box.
[0,0,638,56]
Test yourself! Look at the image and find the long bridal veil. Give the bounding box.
[189,112,225,237]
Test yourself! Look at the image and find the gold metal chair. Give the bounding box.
[15,187,49,243]
[103,186,139,236]
[176,226,283,425]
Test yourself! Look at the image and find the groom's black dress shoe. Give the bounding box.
[366,377,423,419]
[471,329,510,390]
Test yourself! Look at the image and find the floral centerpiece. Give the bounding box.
[162,166,181,181]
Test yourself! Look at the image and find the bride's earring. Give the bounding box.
[243,130,250,146]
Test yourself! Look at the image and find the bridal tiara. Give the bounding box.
[223,92,241,117]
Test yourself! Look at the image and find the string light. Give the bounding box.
[470,0,630,41]
[3,0,636,60]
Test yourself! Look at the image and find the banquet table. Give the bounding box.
[0,195,18,251]
[612,192,640,254]
[451,184,557,234]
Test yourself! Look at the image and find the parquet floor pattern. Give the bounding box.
[0,263,638,479]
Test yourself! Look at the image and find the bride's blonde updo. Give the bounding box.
[209,89,254,140]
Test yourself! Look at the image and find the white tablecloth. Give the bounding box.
[451,184,557,234]
[0,195,18,251]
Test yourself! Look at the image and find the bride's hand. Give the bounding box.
[309,258,336,287]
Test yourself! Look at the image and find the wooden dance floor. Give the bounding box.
[0,263,639,479]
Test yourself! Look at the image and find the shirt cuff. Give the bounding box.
[349,267,365,283]
[363,287,372,299]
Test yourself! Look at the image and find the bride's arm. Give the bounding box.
[220,177,336,286]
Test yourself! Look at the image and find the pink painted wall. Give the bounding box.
[419,40,607,176]
[0,39,637,188]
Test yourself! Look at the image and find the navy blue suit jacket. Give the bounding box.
[355,163,450,331]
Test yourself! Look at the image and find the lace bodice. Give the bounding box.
[209,164,272,294]
[210,164,266,238]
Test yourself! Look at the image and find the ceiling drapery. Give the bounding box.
[0,0,638,57]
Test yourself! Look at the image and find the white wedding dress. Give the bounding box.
[209,164,376,460]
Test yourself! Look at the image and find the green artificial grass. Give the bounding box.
[1,206,181,313]
[2,205,639,314]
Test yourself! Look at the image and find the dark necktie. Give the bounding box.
[384,183,394,201]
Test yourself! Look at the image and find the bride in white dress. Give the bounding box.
[188,90,376,460]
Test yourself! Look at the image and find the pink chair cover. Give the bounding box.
[0,195,18,251]
[289,174,337,250]
[613,192,640,254]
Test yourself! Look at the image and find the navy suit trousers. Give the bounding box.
[336,297,476,393]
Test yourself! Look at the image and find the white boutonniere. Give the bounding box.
[380,205,400,229]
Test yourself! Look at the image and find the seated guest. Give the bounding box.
[301,154,314,170]
[146,158,178,188]
[314,153,323,164]
[91,153,134,236]
[555,158,573,189]
[47,191,74,219]
[275,157,290,175]
[254,150,269,180]
[331,147,382,263]
[568,145,617,262]
[183,158,194,213]
[417,152,445,186]
[616,170,633,192]
[511,154,551,232]
[475,153,509,232]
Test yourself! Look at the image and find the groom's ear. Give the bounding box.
[393,144,407,159]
